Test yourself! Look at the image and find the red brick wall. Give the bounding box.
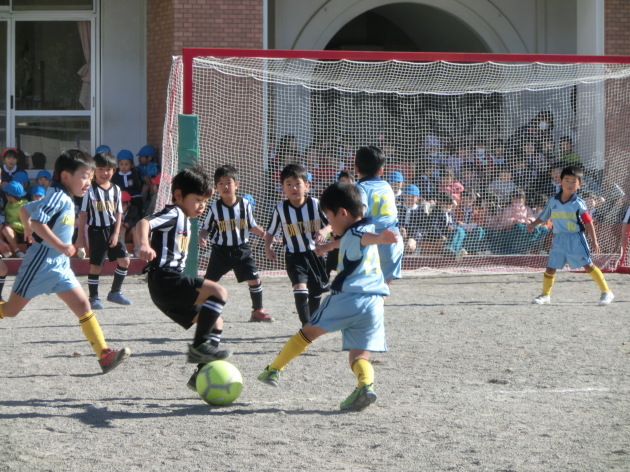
[146,0,263,153]
[605,0,630,55]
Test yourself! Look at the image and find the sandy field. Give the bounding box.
[0,271,628,472]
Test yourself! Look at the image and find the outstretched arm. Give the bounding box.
[360,228,399,247]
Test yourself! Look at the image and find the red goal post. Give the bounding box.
[168,47,630,274]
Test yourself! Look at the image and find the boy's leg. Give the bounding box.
[532,267,556,304]
[2,227,19,253]
[247,278,274,322]
[0,291,31,318]
[187,280,231,363]
[293,283,310,325]
[258,324,327,386]
[340,350,378,411]
[56,286,131,373]
[584,263,614,305]
[108,256,131,305]
[87,264,103,300]
[0,259,7,301]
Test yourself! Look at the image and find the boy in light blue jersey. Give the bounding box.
[354,145,404,283]
[527,165,613,306]
[258,182,398,411]
[0,149,131,373]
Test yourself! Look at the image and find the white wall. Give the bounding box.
[99,0,146,159]
[270,0,582,54]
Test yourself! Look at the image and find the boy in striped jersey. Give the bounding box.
[264,164,331,325]
[137,167,232,391]
[199,165,273,322]
[0,150,131,373]
[76,151,132,309]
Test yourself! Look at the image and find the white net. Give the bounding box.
[162,54,630,274]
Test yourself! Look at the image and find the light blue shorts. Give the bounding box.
[377,236,403,281]
[309,291,387,352]
[13,244,79,299]
[547,232,592,270]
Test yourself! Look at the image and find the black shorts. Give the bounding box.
[88,225,128,266]
[285,249,329,295]
[204,243,259,283]
[148,268,204,329]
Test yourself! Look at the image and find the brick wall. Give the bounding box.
[146,0,264,156]
[605,0,630,55]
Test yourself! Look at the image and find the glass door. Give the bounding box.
[12,18,93,169]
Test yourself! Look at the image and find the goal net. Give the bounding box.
[161,49,630,274]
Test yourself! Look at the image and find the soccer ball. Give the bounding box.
[196,360,243,406]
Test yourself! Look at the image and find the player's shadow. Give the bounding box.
[0,398,342,428]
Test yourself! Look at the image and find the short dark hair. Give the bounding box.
[337,170,353,182]
[214,164,239,185]
[93,151,117,169]
[320,182,364,218]
[560,165,583,182]
[54,149,94,179]
[280,163,308,184]
[355,146,386,176]
[171,167,213,201]
[436,191,454,206]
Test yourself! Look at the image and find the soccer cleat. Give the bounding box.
[250,308,275,323]
[257,366,280,387]
[187,342,232,364]
[598,291,614,306]
[187,368,200,392]
[99,347,131,374]
[107,291,132,306]
[89,296,104,310]
[340,384,378,411]
[531,294,551,305]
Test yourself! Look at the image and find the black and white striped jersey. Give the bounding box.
[266,196,328,253]
[201,197,257,246]
[80,182,122,227]
[145,204,190,272]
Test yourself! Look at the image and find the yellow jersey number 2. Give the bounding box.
[370,192,395,217]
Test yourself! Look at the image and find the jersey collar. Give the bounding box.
[553,190,578,203]
[357,175,382,183]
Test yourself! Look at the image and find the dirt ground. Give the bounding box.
[0,271,628,472]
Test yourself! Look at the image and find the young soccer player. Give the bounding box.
[0,149,131,373]
[264,164,330,325]
[112,150,143,215]
[76,151,132,310]
[355,146,404,284]
[258,182,398,411]
[199,165,273,322]
[527,165,614,305]
[137,167,232,391]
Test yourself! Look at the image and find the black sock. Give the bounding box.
[249,282,263,311]
[308,293,322,315]
[209,328,222,347]
[111,265,128,293]
[0,275,5,299]
[87,274,100,298]
[294,288,310,325]
[193,296,225,347]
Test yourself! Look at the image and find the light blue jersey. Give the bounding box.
[330,218,389,297]
[13,186,79,298]
[309,217,388,352]
[356,176,403,280]
[356,176,398,231]
[538,191,590,234]
[539,191,593,269]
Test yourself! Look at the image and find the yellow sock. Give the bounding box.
[79,312,107,358]
[0,302,4,319]
[351,359,374,388]
[542,271,555,296]
[269,330,311,371]
[586,265,610,292]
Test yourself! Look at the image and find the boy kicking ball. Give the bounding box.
[258,182,398,411]
[528,165,614,306]
[0,149,131,373]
